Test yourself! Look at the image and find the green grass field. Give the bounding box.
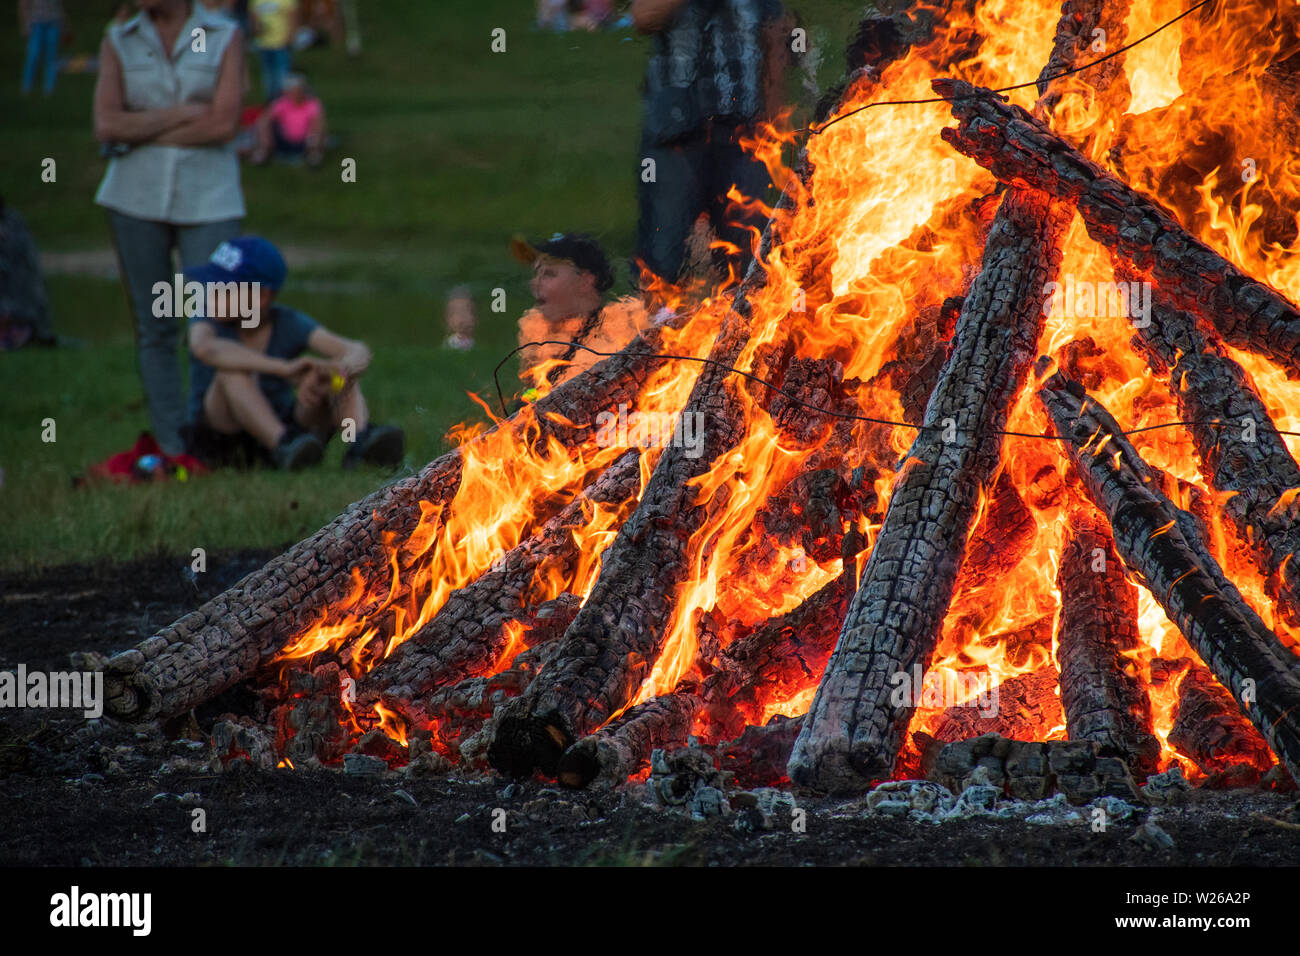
[0,1,865,570]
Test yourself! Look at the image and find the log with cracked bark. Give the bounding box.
[788,0,1128,793]
[717,715,805,788]
[555,690,702,789]
[1056,504,1161,775]
[101,328,675,723]
[1114,261,1300,626]
[1036,0,1132,119]
[386,593,581,748]
[787,184,1071,793]
[700,573,854,743]
[1170,661,1276,781]
[360,449,645,704]
[937,77,1300,375]
[487,175,816,778]
[1038,372,1300,782]
[926,666,1064,744]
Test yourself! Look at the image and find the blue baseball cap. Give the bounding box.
[185,236,287,291]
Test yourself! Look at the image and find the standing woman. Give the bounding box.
[94,0,245,456]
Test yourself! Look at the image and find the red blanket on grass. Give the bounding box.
[80,432,208,485]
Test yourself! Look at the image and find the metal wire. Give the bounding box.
[803,0,1215,137]
[496,340,1300,443]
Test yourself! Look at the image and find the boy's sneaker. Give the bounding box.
[342,424,405,470]
[273,431,325,471]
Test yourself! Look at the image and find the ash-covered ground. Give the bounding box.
[3,550,1299,867]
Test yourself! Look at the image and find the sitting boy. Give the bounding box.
[184,236,404,470]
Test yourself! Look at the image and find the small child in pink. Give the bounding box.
[252,74,326,166]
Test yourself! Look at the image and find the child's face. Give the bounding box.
[203,285,275,329]
[530,257,595,323]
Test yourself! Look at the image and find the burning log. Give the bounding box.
[927,663,1064,745]
[788,185,1072,792]
[361,450,644,704]
[487,176,815,777]
[787,0,1134,792]
[1035,0,1132,116]
[555,690,701,789]
[717,715,805,788]
[1038,372,1300,782]
[102,329,674,722]
[1169,661,1276,783]
[937,78,1300,375]
[700,573,853,742]
[1115,263,1300,625]
[392,596,579,755]
[1056,505,1161,775]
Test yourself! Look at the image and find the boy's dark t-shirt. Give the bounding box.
[187,304,318,424]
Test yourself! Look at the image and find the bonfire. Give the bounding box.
[95,0,1300,802]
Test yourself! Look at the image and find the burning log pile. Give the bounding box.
[92,0,1300,808]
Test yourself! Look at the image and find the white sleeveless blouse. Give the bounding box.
[94,8,245,224]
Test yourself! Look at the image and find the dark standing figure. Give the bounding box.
[0,196,54,348]
[19,0,64,96]
[93,0,245,456]
[632,0,790,288]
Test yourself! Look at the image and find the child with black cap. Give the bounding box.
[511,232,651,388]
[183,235,405,470]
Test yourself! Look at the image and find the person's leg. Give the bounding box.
[108,211,189,455]
[707,121,775,280]
[258,49,278,100]
[634,129,709,288]
[251,113,274,163]
[305,112,325,164]
[271,119,305,158]
[176,218,242,272]
[20,24,44,94]
[203,370,289,449]
[339,0,361,56]
[41,21,60,95]
[270,48,290,100]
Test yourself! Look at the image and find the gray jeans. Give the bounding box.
[108,212,242,455]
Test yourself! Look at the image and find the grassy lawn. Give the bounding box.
[0,1,865,571]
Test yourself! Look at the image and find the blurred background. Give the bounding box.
[0,0,867,568]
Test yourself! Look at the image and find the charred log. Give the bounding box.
[102,329,674,722]
[1056,505,1161,775]
[717,715,805,788]
[361,451,643,704]
[555,690,701,789]
[937,78,1300,375]
[700,573,853,743]
[787,0,1136,792]
[1170,662,1276,782]
[927,664,1064,746]
[1038,372,1300,782]
[788,184,1071,793]
[488,173,820,777]
[1115,263,1300,625]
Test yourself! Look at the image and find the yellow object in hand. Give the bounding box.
[331,372,346,393]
